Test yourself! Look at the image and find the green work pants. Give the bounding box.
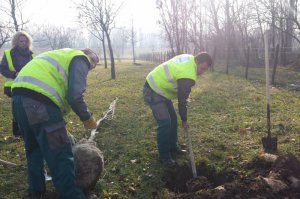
[12,95,86,199]
[143,84,179,159]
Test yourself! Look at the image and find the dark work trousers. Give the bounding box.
[143,84,179,160]
[6,90,22,137]
[12,95,86,199]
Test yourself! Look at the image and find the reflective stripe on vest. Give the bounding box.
[147,54,197,99]
[4,50,15,87]
[147,74,168,98]
[12,48,90,115]
[14,76,65,111]
[4,50,35,88]
[173,55,191,63]
[4,50,14,71]
[163,63,177,90]
[35,55,68,82]
[148,64,178,98]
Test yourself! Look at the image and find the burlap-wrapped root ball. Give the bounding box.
[73,139,104,194]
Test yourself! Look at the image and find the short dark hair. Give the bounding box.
[195,52,212,67]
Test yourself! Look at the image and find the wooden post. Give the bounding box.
[245,46,250,79]
[211,46,216,72]
[264,32,271,137]
[271,44,280,86]
[226,48,230,74]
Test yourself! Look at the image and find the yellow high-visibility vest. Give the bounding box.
[146,54,197,99]
[4,49,36,88]
[12,48,89,115]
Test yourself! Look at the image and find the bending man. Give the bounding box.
[11,48,99,199]
[143,53,212,167]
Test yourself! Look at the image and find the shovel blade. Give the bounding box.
[262,136,277,152]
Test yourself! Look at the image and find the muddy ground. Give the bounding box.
[164,153,300,199]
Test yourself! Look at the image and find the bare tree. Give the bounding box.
[153,0,300,69]
[187,0,204,53]
[208,0,224,37]
[129,19,137,63]
[111,27,128,61]
[254,0,300,65]
[0,23,11,48]
[32,25,78,49]
[225,0,231,74]
[156,0,194,55]
[231,0,254,63]
[0,0,28,48]
[77,0,123,79]
[0,0,28,31]
[79,13,108,69]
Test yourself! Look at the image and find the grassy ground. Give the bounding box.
[0,61,300,199]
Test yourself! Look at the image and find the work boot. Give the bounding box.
[160,158,176,167]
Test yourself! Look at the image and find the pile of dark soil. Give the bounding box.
[164,153,300,199]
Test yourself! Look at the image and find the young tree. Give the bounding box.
[129,19,137,63]
[77,0,123,79]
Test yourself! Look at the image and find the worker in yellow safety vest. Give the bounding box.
[11,48,99,199]
[0,31,35,138]
[143,53,212,167]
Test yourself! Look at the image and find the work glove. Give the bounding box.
[83,116,97,129]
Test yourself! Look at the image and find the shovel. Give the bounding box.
[185,127,197,178]
[261,32,277,152]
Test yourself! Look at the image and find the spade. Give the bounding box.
[261,32,277,152]
[185,127,197,178]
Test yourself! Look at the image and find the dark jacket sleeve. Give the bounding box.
[67,57,92,121]
[177,78,195,122]
[0,53,17,79]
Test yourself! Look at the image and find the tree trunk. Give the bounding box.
[11,0,19,31]
[286,0,295,50]
[102,31,108,69]
[271,44,280,85]
[226,48,230,74]
[131,38,136,64]
[105,31,116,79]
[245,46,250,79]
[211,46,216,72]
[225,0,230,74]
[270,2,276,61]
[280,17,286,66]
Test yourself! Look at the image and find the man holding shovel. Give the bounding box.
[143,53,212,167]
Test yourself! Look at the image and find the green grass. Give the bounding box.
[0,61,300,199]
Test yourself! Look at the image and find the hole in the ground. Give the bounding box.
[163,161,238,193]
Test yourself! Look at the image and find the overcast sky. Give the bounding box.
[22,0,159,32]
